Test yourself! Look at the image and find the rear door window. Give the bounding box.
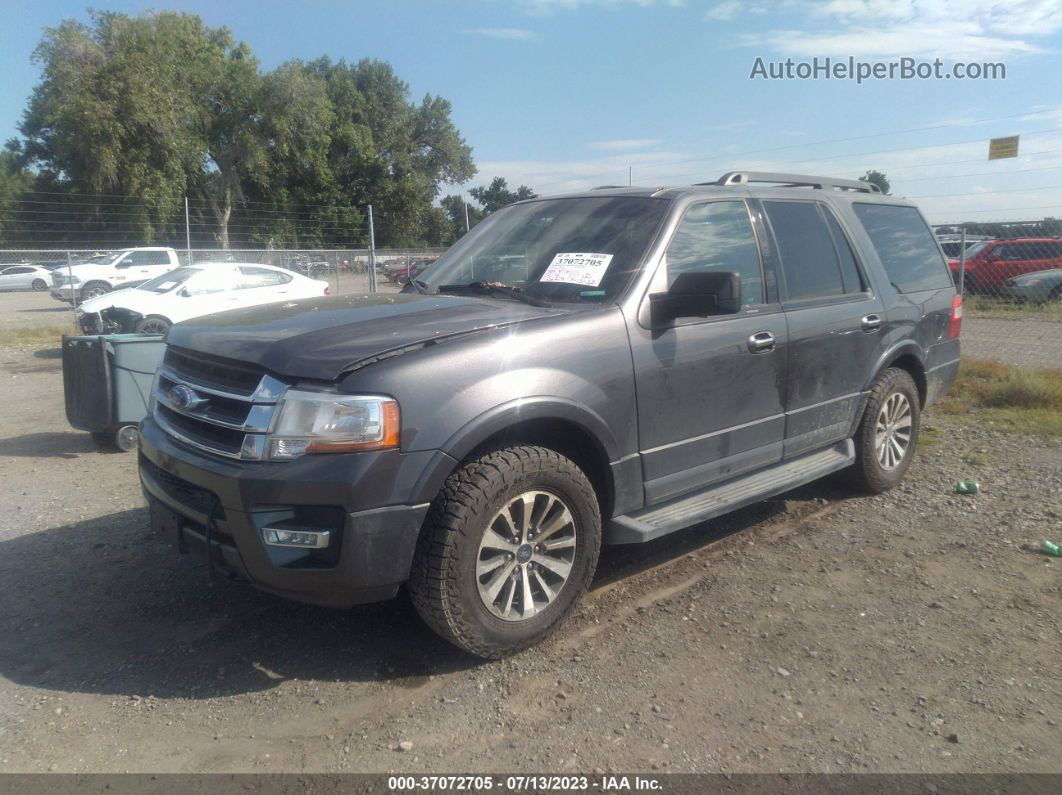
[852,203,953,292]
[763,201,850,301]
[238,267,290,288]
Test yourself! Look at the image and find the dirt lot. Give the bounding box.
[0,290,1058,775]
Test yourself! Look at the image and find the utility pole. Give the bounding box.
[367,204,377,293]
[464,201,471,234]
[66,251,79,325]
[629,165,632,186]
[184,196,192,265]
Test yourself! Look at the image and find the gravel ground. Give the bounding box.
[959,315,1062,369]
[0,334,1058,775]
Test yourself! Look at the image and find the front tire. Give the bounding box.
[849,368,921,493]
[409,446,601,659]
[81,281,110,301]
[134,316,171,334]
[31,279,47,291]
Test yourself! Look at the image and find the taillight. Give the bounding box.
[947,293,962,339]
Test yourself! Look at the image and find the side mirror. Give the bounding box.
[650,271,741,326]
[178,287,192,297]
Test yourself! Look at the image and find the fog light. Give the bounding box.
[262,527,331,548]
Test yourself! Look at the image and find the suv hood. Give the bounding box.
[165,292,575,381]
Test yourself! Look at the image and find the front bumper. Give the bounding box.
[51,285,77,301]
[139,414,443,607]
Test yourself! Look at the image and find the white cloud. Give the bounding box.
[704,1,768,20]
[517,0,685,14]
[704,1,741,20]
[732,0,1062,60]
[468,128,1062,223]
[589,138,662,150]
[463,27,536,40]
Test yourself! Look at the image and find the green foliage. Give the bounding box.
[9,11,476,249]
[858,169,890,195]
[469,177,536,214]
[439,177,536,243]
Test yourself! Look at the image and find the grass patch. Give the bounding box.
[936,358,1062,437]
[0,324,73,347]
[964,295,1062,319]
[961,450,993,467]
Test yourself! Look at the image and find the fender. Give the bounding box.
[441,395,622,463]
[862,340,926,393]
[406,396,622,507]
[848,340,927,437]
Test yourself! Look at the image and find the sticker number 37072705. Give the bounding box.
[539,252,614,287]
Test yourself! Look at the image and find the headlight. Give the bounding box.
[268,390,399,460]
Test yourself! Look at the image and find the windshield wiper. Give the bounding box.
[403,278,435,294]
[437,281,552,307]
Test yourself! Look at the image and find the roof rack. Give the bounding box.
[703,171,881,194]
[592,185,628,190]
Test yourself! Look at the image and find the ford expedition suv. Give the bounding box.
[139,172,961,658]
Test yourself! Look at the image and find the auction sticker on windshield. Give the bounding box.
[540,252,613,286]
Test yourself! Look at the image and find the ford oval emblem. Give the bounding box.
[169,384,208,412]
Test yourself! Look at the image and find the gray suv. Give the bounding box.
[139,171,962,658]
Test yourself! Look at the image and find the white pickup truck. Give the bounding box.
[51,247,182,303]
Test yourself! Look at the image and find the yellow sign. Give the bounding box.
[988,135,1019,160]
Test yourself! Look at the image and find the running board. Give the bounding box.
[608,440,854,544]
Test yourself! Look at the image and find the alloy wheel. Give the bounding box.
[874,392,913,470]
[476,490,577,622]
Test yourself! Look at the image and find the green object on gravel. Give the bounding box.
[954,480,980,494]
[1043,539,1062,557]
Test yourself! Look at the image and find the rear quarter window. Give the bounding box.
[852,203,952,292]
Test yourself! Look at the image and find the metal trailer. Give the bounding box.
[62,334,166,451]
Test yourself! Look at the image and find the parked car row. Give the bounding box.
[77,262,330,335]
[946,237,1062,301]
[0,264,54,291]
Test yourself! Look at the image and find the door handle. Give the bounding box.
[861,314,882,332]
[747,331,776,353]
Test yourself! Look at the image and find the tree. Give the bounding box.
[858,170,891,195]
[469,177,536,214]
[17,13,477,249]
[0,143,32,247]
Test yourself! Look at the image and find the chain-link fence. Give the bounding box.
[932,224,1062,368]
[0,246,447,298]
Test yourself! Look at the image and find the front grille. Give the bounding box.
[157,404,247,456]
[140,454,225,520]
[153,347,286,460]
[164,347,265,395]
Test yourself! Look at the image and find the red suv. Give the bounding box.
[949,237,1062,292]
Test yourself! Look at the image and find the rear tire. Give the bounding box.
[409,446,601,659]
[848,368,921,494]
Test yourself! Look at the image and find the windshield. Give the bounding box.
[80,252,123,266]
[419,196,670,302]
[138,267,201,294]
[963,241,989,258]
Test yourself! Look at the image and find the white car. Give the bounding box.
[76,262,330,335]
[0,264,54,291]
[51,247,182,303]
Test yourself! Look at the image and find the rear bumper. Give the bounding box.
[139,415,437,608]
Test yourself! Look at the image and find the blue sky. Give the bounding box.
[2,0,1061,223]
